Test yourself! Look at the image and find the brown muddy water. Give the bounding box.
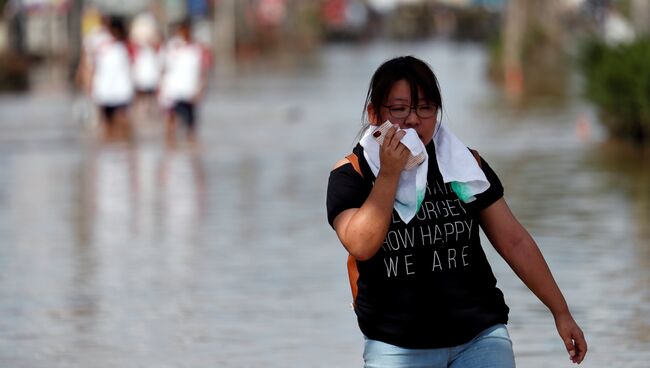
[0,41,648,367]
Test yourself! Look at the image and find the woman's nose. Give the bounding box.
[403,109,420,127]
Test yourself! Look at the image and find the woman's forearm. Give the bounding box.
[480,200,571,317]
[336,125,410,260]
[481,196,588,363]
[501,234,570,317]
[340,171,400,260]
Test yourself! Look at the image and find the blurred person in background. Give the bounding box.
[74,8,111,124]
[129,11,163,119]
[326,56,587,368]
[88,15,134,140]
[602,2,636,45]
[76,8,111,92]
[158,18,211,144]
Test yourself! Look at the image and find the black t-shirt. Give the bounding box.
[326,143,509,349]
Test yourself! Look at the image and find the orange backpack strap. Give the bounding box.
[342,153,363,305]
[347,254,359,305]
[345,153,363,178]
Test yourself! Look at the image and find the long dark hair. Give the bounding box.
[357,56,443,141]
[108,15,127,42]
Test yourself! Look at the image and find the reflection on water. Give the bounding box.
[0,41,648,367]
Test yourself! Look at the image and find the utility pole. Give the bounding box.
[631,0,650,35]
[502,0,526,101]
[213,0,237,77]
[69,0,83,64]
[502,0,565,102]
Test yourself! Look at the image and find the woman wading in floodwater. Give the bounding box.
[326,56,587,367]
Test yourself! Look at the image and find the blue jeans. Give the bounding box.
[363,324,516,368]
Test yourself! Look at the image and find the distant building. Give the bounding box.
[87,0,150,16]
[19,0,74,57]
[471,0,506,10]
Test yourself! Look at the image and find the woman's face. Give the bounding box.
[369,79,438,145]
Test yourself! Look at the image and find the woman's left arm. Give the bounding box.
[479,198,588,364]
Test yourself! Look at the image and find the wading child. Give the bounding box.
[158,19,211,143]
[89,16,134,140]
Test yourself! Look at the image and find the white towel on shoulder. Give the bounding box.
[359,122,490,224]
[433,123,490,203]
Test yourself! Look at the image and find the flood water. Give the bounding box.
[0,41,648,367]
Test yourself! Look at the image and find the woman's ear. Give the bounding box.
[367,103,380,126]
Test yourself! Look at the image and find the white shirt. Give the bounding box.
[159,37,205,105]
[132,44,161,90]
[92,39,134,105]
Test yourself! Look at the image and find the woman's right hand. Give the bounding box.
[554,311,587,364]
[378,125,409,177]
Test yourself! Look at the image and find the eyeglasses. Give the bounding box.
[382,104,436,119]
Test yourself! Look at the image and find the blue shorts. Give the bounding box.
[100,104,129,123]
[363,324,516,368]
[172,100,196,130]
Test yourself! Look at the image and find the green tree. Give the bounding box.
[579,38,650,143]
